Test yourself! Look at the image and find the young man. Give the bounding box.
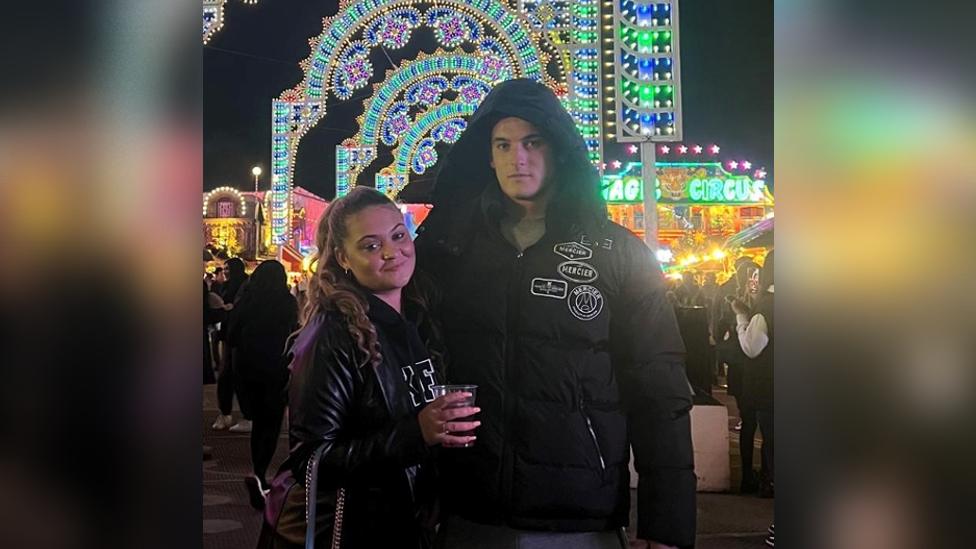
[416,79,696,548]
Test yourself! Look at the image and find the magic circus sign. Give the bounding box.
[600,163,768,205]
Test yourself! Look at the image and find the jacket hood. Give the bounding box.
[429,79,607,230]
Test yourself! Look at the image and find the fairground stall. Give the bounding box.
[600,148,773,281]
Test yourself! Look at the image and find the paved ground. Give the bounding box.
[203,384,773,548]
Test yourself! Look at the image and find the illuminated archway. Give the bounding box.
[358,52,500,148]
[203,186,247,218]
[270,0,606,245]
[393,102,477,174]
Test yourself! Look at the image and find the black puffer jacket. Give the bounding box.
[260,294,441,549]
[415,79,696,547]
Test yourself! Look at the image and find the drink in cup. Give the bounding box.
[431,384,478,447]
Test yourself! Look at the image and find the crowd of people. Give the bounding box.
[203,79,773,548]
[661,253,775,547]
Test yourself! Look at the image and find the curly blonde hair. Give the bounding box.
[301,187,439,369]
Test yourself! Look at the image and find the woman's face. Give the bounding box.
[336,205,415,294]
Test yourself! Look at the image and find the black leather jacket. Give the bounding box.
[264,294,441,549]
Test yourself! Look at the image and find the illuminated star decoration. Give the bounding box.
[611,160,622,169]
[628,144,639,154]
[728,161,738,170]
[755,169,767,179]
[692,145,703,154]
[709,144,720,154]
[659,145,670,154]
[677,145,688,154]
[742,161,752,170]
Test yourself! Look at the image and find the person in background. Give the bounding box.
[290,271,309,315]
[731,250,774,499]
[698,272,719,314]
[211,266,227,296]
[212,257,250,432]
[227,260,299,509]
[204,280,221,385]
[416,78,695,549]
[258,187,480,548]
[697,272,720,385]
[673,272,699,307]
[713,258,758,439]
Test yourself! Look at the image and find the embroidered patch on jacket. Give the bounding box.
[579,234,613,251]
[401,358,436,407]
[553,241,593,261]
[568,284,604,321]
[530,277,568,299]
[556,261,599,284]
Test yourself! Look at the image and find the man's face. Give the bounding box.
[489,117,554,206]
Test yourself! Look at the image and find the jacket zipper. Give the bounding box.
[331,487,345,549]
[580,397,606,472]
[499,249,524,511]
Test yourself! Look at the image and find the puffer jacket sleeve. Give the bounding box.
[290,329,430,480]
[609,234,697,547]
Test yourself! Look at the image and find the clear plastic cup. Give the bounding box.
[431,384,478,447]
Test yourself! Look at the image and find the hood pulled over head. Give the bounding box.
[431,78,607,229]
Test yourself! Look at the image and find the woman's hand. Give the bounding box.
[730,298,750,316]
[418,392,481,447]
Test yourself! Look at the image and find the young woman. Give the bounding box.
[227,260,299,509]
[258,187,480,549]
[731,250,774,498]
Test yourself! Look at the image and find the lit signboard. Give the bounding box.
[601,163,767,204]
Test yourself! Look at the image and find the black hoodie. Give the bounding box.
[416,79,696,547]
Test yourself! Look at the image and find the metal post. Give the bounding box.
[640,141,658,250]
[254,203,261,259]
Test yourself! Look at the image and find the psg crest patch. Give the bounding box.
[568,284,604,321]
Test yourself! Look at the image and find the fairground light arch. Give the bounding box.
[268,0,607,245]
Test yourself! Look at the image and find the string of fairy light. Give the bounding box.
[203,187,247,217]
[203,0,260,45]
[607,0,682,141]
[607,143,768,180]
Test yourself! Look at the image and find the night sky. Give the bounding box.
[203,0,772,199]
